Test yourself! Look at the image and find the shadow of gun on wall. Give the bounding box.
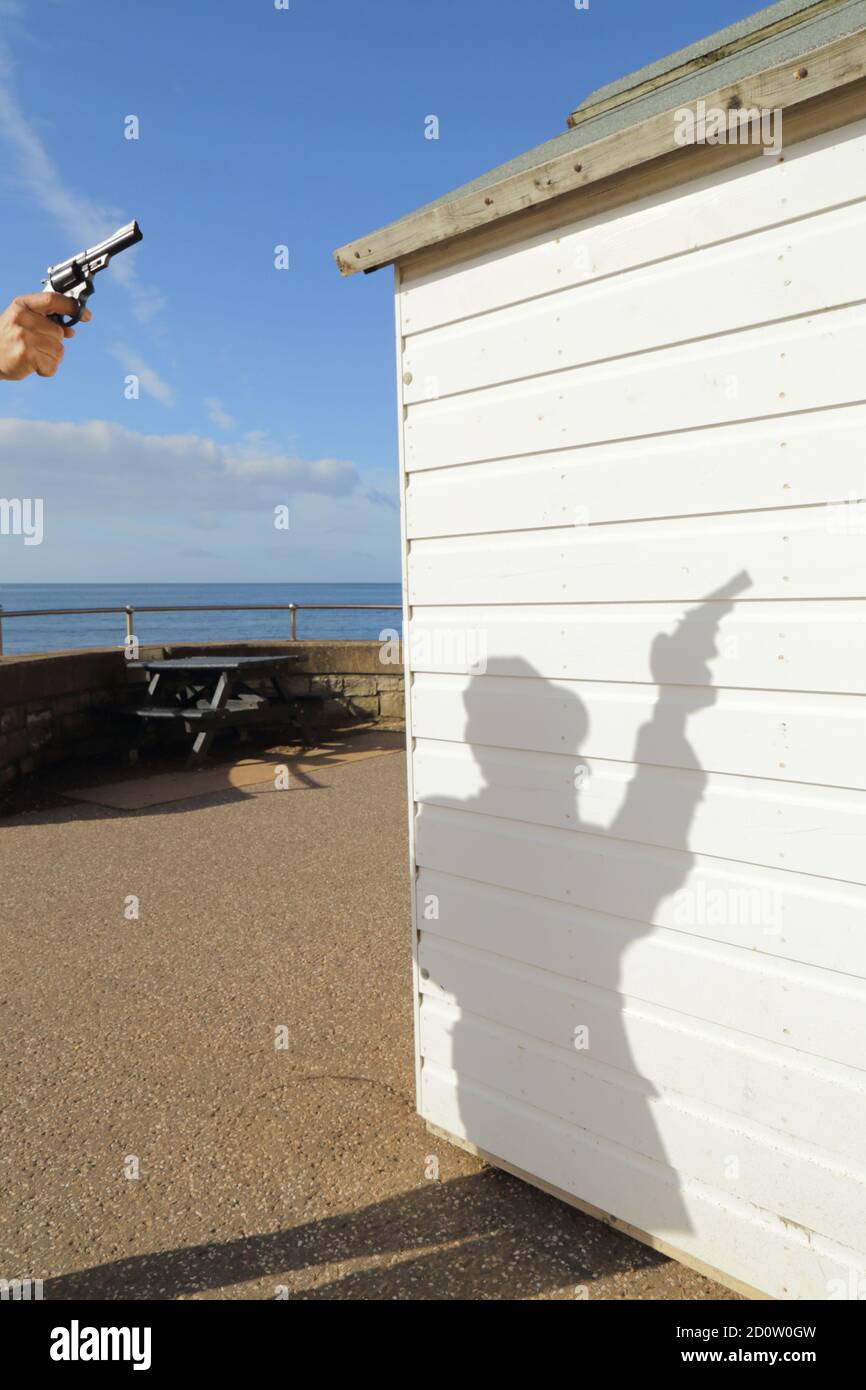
[444,568,753,1238]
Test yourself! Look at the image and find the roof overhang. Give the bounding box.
[334,12,866,277]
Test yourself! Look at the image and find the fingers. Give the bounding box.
[32,339,65,377]
[16,303,64,341]
[15,290,82,319]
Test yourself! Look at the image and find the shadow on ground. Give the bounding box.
[0,726,403,821]
[44,1169,668,1301]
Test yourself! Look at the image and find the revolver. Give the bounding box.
[43,219,143,327]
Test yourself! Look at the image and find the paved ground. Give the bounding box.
[0,744,734,1299]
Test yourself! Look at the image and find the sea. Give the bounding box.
[0,583,403,656]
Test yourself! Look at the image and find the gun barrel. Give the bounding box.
[46,221,144,282]
[87,220,143,261]
[705,569,752,603]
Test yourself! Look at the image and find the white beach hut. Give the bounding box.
[335,0,866,1299]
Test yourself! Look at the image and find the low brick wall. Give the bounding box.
[0,640,404,788]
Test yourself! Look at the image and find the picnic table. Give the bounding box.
[126,654,322,765]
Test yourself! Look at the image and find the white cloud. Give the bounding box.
[110,346,175,405]
[0,417,362,514]
[204,396,235,431]
[0,419,400,581]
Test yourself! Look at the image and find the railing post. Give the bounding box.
[289,603,297,641]
[0,604,4,657]
[124,605,134,645]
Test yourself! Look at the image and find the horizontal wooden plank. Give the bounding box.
[417,872,866,1070]
[413,737,866,884]
[411,672,866,790]
[421,999,866,1251]
[405,305,866,469]
[405,406,866,537]
[414,803,866,978]
[400,121,866,332]
[402,200,866,403]
[409,506,866,605]
[335,28,866,276]
[419,934,866,1149]
[421,1061,866,1299]
[407,602,866,693]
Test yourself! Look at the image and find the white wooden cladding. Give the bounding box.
[406,407,866,539]
[415,806,866,980]
[418,992,866,1253]
[416,876,866,1082]
[421,1062,866,1300]
[405,304,866,471]
[414,738,866,886]
[397,120,866,1298]
[402,201,866,404]
[411,673,866,791]
[409,602,866,693]
[399,121,866,332]
[409,506,866,605]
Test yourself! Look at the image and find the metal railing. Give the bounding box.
[0,602,402,655]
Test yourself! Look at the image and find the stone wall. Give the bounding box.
[0,649,133,788]
[0,640,404,788]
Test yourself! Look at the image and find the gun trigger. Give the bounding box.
[46,281,93,328]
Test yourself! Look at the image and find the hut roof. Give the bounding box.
[334,0,866,276]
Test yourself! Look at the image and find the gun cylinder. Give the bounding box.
[47,261,84,293]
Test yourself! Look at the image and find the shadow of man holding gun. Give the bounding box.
[443,569,753,1238]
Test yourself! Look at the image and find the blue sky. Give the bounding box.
[0,0,766,583]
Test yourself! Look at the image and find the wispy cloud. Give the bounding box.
[110,346,175,405]
[204,396,235,431]
[0,29,158,324]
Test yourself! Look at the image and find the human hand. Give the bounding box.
[0,292,92,380]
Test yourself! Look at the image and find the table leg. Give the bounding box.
[272,672,315,747]
[188,670,233,766]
